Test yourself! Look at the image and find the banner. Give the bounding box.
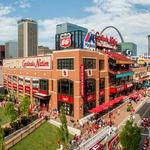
[3,56,52,70]
[80,65,85,97]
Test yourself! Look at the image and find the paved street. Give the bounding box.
[135,97,150,149]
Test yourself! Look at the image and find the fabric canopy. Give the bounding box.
[89,96,125,113]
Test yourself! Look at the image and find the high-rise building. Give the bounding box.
[37,46,53,55]
[118,42,137,57]
[148,35,150,56]
[56,22,88,34]
[18,19,37,57]
[5,41,18,58]
[0,45,5,65]
[55,23,88,50]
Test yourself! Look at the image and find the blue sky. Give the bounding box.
[3,0,92,19]
[1,0,150,55]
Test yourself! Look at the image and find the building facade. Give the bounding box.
[55,23,88,50]
[18,19,37,57]
[3,49,109,120]
[37,46,52,56]
[0,45,5,65]
[5,41,18,58]
[56,23,88,34]
[148,35,150,56]
[118,42,137,57]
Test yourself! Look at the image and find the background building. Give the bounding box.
[37,46,53,55]
[18,19,37,57]
[55,23,88,50]
[0,45,5,86]
[118,42,137,57]
[56,22,88,34]
[5,41,18,58]
[0,45,5,65]
[148,35,150,56]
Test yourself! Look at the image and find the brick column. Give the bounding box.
[105,76,109,102]
[96,78,99,106]
[51,79,57,110]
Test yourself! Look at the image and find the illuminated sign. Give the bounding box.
[84,31,118,50]
[3,56,52,69]
[84,32,96,50]
[96,32,118,49]
[60,33,71,48]
[116,72,134,78]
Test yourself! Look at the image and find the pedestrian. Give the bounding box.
[116,109,120,116]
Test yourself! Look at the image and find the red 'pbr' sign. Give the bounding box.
[60,33,71,48]
[80,64,85,97]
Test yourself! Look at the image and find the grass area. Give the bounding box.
[10,122,70,150]
[0,107,10,125]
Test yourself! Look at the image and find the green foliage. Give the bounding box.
[20,96,31,117]
[0,94,4,100]
[59,106,70,149]
[5,101,17,123]
[0,124,4,150]
[120,120,141,150]
[127,105,133,112]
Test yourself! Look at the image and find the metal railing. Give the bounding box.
[76,126,111,150]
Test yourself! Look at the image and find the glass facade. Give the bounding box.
[5,41,18,58]
[58,79,73,96]
[57,58,74,70]
[55,30,87,50]
[57,79,74,116]
[83,58,96,69]
[39,79,49,91]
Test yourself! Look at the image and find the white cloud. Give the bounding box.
[16,0,31,9]
[0,4,18,43]
[0,4,14,16]
[0,0,150,55]
[38,0,150,54]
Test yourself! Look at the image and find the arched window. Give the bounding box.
[58,79,74,96]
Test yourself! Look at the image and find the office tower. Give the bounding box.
[0,45,5,64]
[37,46,53,55]
[5,41,18,58]
[56,22,88,34]
[148,35,150,56]
[18,19,37,57]
[55,23,88,50]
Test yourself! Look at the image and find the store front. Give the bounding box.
[34,79,50,111]
[57,79,74,116]
[84,78,96,115]
[34,95,50,111]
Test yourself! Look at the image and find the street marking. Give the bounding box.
[141,133,149,136]
[137,106,150,125]
[118,98,148,129]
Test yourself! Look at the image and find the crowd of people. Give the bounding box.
[141,137,149,150]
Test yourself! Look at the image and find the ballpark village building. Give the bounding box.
[2,31,134,120]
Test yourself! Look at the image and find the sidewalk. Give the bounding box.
[102,96,148,128]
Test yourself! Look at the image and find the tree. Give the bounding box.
[59,106,70,149]
[20,96,31,117]
[119,120,141,150]
[5,101,17,123]
[0,119,4,150]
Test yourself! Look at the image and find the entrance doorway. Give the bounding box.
[35,98,50,112]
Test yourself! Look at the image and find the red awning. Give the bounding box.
[89,96,125,113]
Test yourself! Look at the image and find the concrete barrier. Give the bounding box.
[48,119,81,136]
[4,118,45,150]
